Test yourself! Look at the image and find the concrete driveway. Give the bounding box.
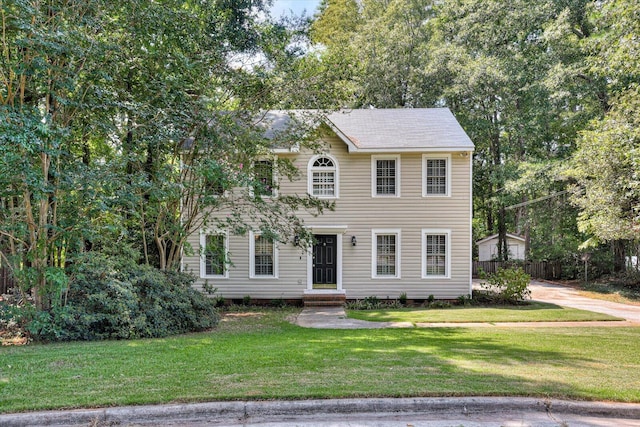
[529,279,640,322]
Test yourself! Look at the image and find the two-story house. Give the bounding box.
[183,108,474,304]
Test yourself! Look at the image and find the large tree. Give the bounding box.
[566,0,640,269]
[423,0,592,260]
[0,0,331,309]
[307,0,436,109]
[308,0,605,264]
[303,0,640,276]
[0,0,111,308]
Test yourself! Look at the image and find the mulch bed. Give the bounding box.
[0,294,31,346]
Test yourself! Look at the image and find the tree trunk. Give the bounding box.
[497,205,507,261]
[612,239,626,273]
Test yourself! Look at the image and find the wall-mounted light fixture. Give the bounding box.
[294,235,300,246]
[351,235,357,246]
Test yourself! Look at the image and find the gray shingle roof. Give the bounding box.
[253,108,474,153]
[325,108,474,153]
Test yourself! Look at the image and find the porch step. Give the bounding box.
[303,293,346,307]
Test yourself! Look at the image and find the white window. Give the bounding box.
[249,231,278,278]
[371,155,400,197]
[253,159,276,197]
[372,229,401,278]
[308,155,338,198]
[422,154,451,197]
[422,229,451,279]
[200,231,229,278]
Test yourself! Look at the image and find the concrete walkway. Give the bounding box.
[294,280,640,329]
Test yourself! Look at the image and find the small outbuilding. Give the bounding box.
[476,233,526,261]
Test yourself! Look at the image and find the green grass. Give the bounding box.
[1,308,639,414]
[347,302,622,324]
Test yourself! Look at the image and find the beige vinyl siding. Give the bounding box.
[183,134,472,300]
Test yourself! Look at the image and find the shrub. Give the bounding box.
[611,270,640,288]
[24,252,219,341]
[457,294,473,306]
[270,298,287,308]
[398,292,408,306]
[363,295,380,307]
[346,296,403,310]
[426,300,451,309]
[480,266,531,304]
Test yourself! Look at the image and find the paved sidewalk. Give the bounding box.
[294,280,640,329]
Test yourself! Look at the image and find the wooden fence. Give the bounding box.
[0,267,15,295]
[473,260,562,280]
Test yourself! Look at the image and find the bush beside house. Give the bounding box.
[4,252,219,342]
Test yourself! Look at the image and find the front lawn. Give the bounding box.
[347,302,622,324]
[1,308,639,414]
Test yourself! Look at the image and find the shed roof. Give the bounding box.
[476,233,526,245]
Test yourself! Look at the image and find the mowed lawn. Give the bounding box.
[347,302,622,324]
[1,308,639,414]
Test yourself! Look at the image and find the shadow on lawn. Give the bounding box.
[328,327,585,367]
[488,301,565,310]
[290,326,612,399]
[346,302,581,323]
[2,311,634,412]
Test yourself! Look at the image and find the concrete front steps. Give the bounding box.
[302,291,346,307]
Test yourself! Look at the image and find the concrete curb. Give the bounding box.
[2,397,640,426]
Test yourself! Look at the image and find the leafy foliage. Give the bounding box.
[309,0,638,276]
[0,0,334,315]
[479,267,532,304]
[346,296,403,310]
[22,252,219,341]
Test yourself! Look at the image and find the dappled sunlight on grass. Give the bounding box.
[1,309,639,412]
[222,312,266,320]
[347,303,621,323]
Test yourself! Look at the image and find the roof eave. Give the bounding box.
[345,146,475,154]
[323,120,360,152]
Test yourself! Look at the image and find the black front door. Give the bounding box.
[313,235,337,288]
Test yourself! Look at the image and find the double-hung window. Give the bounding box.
[253,159,275,197]
[250,231,278,278]
[423,154,451,197]
[200,231,228,278]
[422,229,451,279]
[372,155,400,197]
[372,229,401,278]
[308,155,338,198]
